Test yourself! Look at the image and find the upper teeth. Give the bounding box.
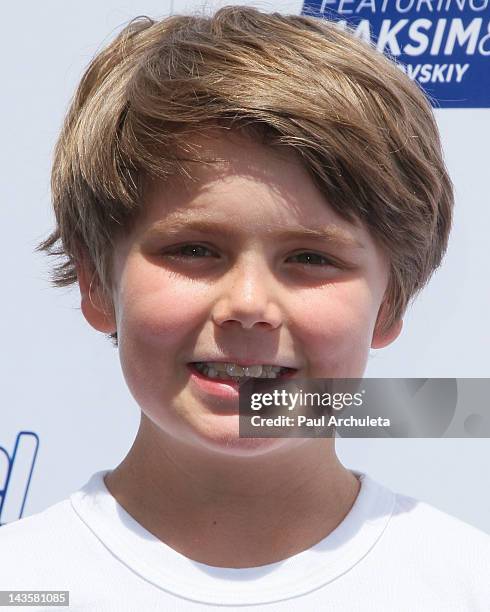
[195,362,287,379]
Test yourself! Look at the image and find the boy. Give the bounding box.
[1,5,488,610]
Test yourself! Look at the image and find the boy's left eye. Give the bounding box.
[286,252,333,266]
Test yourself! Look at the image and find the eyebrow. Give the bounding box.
[144,218,366,250]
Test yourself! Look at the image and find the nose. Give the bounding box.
[211,256,283,331]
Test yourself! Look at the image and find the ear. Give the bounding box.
[371,300,403,349]
[76,260,116,334]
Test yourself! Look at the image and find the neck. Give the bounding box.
[104,415,361,568]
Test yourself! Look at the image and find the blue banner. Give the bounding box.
[301,0,490,107]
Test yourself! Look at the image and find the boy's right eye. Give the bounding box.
[163,244,218,259]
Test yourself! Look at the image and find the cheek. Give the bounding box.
[117,264,209,413]
[114,267,213,400]
[294,280,379,377]
[116,266,211,350]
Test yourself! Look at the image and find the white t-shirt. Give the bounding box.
[0,469,488,611]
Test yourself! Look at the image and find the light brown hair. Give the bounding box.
[36,4,453,346]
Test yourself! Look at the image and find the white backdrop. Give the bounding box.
[1,0,488,532]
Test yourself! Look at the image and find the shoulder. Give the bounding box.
[355,476,490,605]
[0,498,103,589]
[383,489,490,583]
[391,490,490,547]
[0,499,75,548]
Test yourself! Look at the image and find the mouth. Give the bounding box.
[187,362,298,385]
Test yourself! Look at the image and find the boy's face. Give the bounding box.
[80,130,402,456]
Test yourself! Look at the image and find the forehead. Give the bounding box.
[136,129,368,242]
[145,130,308,213]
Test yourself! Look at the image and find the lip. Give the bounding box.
[188,363,241,401]
[187,363,298,403]
[188,358,299,369]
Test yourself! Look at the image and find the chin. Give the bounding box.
[188,415,297,457]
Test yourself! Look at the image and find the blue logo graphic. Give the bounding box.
[301,0,490,107]
[0,432,39,526]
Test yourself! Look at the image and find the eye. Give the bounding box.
[286,252,334,266]
[163,244,217,259]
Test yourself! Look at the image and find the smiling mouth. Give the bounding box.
[188,362,297,384]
